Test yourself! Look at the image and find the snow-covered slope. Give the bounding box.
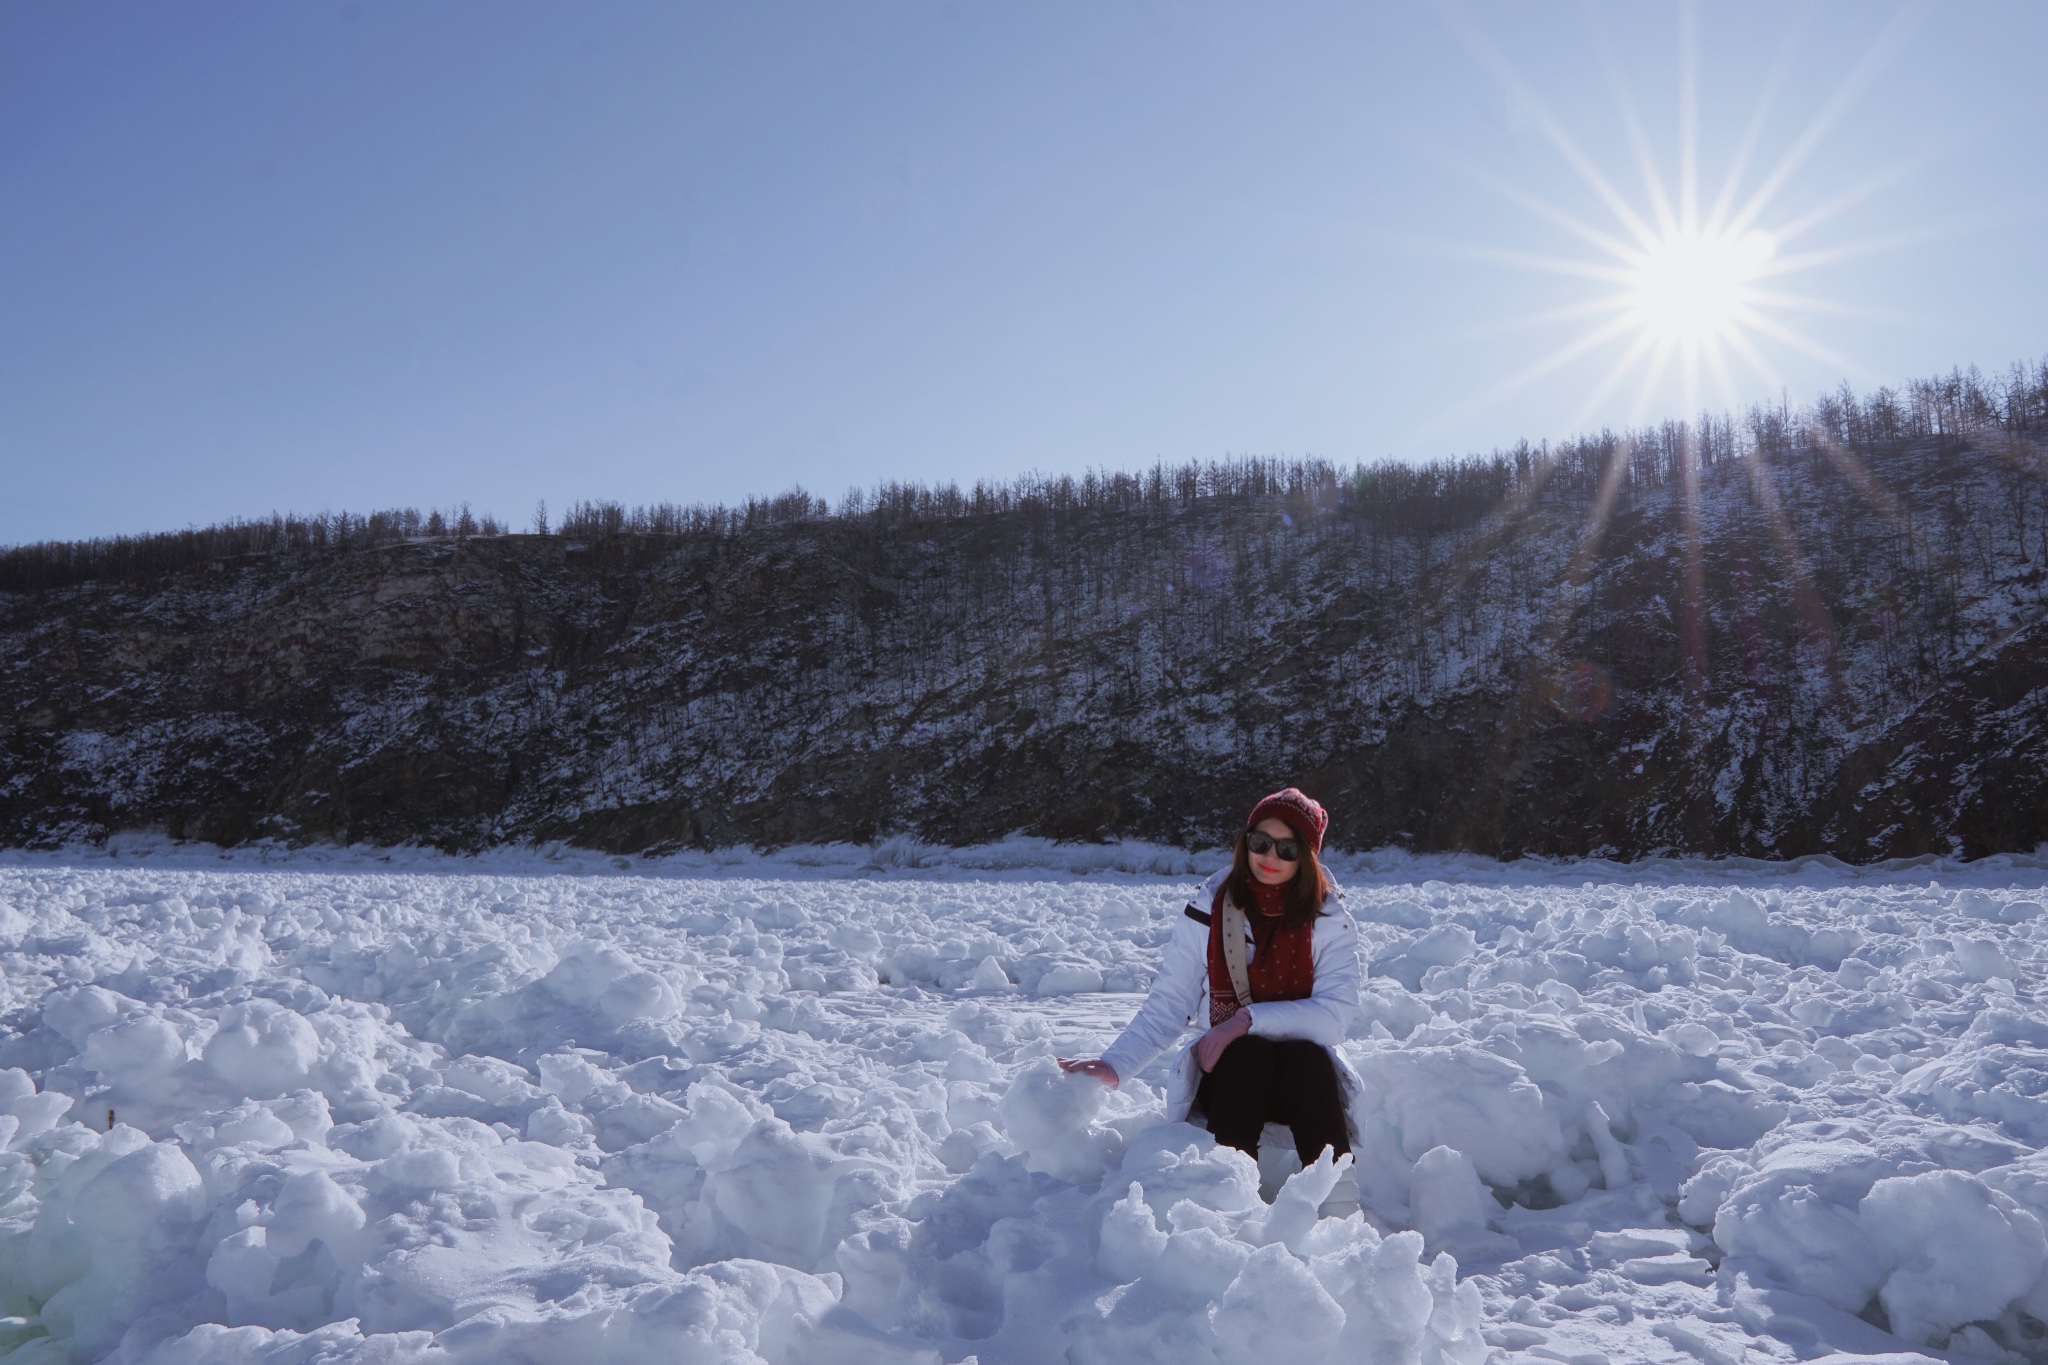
[2,848,2047,1362]
[4,420,2046,861]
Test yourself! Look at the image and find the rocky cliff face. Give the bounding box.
[3,425,2044,860]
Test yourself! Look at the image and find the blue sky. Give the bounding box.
[3,2,2043,544]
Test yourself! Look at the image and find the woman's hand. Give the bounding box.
[1195,1008,1253,1072]
[1056,1058,1119,1087]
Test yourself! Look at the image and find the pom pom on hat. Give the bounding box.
[1246,787,1328,854]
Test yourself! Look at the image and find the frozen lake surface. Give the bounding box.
[2,840,2047,1364]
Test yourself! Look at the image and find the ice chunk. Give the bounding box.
[1149,1223,1252,1300]
[1034,962,1105,996]
[1097,1182,1168,1281]
[1373,925,1477,990]
[174,1102,297,1153]
[0,1067,31,1107]
[4,1078,76,1145]
[1678,1154,1753,1226]
[1421,1250,1489,1364]
[84,1015,190,1083]
[963,955,1015,993]
[1408,1146,1506,1258]
[1242,1150,1348,1253]
[34,1138,211,1359]
[705,1118,899,1271]
[267,1091,335,1145]
[1586,1100,1631,1191]
[599,968,682,1022]
[534,1051,628,1108]
[998,1057,1122,1184]
[133,1321,445,1363]
[204,1001,321,1100]
[528,942,684,1022]
[1713,1141,1894,1309]
[1346,1044,1565,1214]
[1211,1242,1346,1365]
[441,1054,536,1104]
[1116,1128,1261,1219]
[43,984,129,1047]
[524,1099,596,1146]
[268,1168,368,1259]
[1662,1021,1721,1057]
[1861,1169,2047,1345]
[1896,1041,2048,1143]
[1311,1229,1434,1365]
[1954,937,2019,982]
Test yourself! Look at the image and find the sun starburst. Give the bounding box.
[1415,3,1943,758]
[1428,2,1924,434]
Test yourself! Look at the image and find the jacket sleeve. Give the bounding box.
[1099,907,1212,1084]
[1245,908,1360,1048]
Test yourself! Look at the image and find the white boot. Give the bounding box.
[1318,1168,1359,1219]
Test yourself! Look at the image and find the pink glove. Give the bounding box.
[1196,1008,1253,1072]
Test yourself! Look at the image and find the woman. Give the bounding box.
[1060,788,1362,1210]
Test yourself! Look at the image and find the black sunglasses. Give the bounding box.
[1246,830,1302,862]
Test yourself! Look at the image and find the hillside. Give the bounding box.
[4,367,2046,859]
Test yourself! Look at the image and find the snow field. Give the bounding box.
[0,853,2045,1363]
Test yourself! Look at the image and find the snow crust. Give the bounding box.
[1,843,2047,1363]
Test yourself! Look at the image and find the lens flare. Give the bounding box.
[1183,545,1229,591]
[1542,661,1613,723]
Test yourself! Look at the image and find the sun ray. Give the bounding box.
[1568,327,1665,432]
[1743,448,1844,669]
[1760,220,1987,277]
[1460,312,1645,411]
[1470,426,1641,836]
[1701,333,1743,415]
[1724,2,1927,239]
[1770,162,1922,246]
[1416,241,1639,284]
[1452,294,1636,340]
[1678,417,1710,703]
[1718,324,1788,395]
[1732,309,1878,385]
[1441,2,1663,249]
[1406,445,1571,607]
[1627,338,1680,428]
[1534,430,1635,674]
[1771,108,2016,247]
[1429,5,1947,448]
[1589,13,1679,238]
[1678,0,1699,233]
[1743,288,1901,321]
[1423,155,1646,262]
[1807,426,1913,532]
[1702,11,1808,236]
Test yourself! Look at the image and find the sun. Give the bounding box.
[1432,5,1919,431]
[1625,228,1775,348]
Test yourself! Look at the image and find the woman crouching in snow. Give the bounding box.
[1059,787,1363,1213]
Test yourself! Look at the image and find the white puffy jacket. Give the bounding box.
[1099,867,1366,1134]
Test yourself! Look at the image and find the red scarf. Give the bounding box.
[1207,879,1316,1025]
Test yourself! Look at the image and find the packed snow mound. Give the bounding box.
[0,853,2045,1362]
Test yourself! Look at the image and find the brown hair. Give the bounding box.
[1222,826,1331,928]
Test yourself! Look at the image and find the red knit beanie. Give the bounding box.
[1246,787,1328,854]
